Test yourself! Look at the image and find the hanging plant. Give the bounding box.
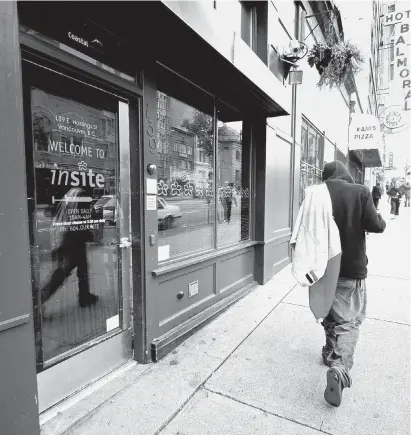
[307,41,365,89]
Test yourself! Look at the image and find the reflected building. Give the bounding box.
[157,91,213,192]
[218,124,242,189]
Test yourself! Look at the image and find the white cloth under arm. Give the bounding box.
[290,184,341,287]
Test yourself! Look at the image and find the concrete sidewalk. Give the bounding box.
[42,202,410,435]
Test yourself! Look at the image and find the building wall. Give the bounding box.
[267,1,351,155]
[0,2,362,431]
[0,2,40,433]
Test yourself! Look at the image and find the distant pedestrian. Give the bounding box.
[223,182,237,223]
[388,180,403,219]
[292,161,386,408]
[371,182,382,210]
[386,182,391,203]
[403,182,410,207]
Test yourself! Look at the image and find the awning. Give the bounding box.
[159,1,290,118]
[349,114,383,168]
[349,149,383,168]
[18,1,290,119]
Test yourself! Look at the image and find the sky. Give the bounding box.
[338,0,410,174]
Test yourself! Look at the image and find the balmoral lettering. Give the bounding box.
[401,23,409,33]
[396,35,406,45]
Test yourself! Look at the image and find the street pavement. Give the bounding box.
[42,195,410,435]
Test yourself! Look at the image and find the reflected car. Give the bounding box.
[92,196,181,230]
[93,195,116,225]
[158,197,182,230]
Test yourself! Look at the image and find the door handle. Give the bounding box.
[119,237,132,248]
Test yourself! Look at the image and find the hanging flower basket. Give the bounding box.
[307,41,365,89]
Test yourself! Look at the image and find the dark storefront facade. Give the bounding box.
[0,1,297,433]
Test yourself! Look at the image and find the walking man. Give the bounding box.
[321,161,386,407]
[371,182,382,210]
[403,181,410,207]
[388,180,403,219]
[386,181,391,203]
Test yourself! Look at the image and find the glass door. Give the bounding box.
[22,59,134,412]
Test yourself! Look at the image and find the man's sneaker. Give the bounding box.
[324,368,343,407]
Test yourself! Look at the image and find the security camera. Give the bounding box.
[282,39,308,60]
[289,39,302,54]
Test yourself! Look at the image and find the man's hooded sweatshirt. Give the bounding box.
[322,161,386,279]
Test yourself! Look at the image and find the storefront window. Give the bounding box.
[156,91,215,259]
[324,137,336,167]
[156,71,251,260]
[301,125,307,162]
[217,102,250,247]
[299,118,324,204]
[30,88,121,363]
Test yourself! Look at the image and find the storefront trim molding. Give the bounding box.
[0,313,30,333]
[19,33,144,99]
[273,256,290,272]
[152,241,258,277]
[256,231,292,246]
[151,280,257,361]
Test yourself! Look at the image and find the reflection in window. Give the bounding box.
[299,118,324,204]
[217,103,250,247]
[156,91,215,259]
[33,113,52,151]
[30,88,120,364]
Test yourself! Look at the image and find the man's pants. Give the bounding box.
[391,198,400,215]
[322,278,367,388]
[372,197,379,209]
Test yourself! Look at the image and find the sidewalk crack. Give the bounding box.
[155,282,298,435]
[204,386,333,435]
[366,316,410,326]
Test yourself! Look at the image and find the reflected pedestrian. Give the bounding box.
[42,188,99,308]
[388,180,403,219]
[224,182,237,223]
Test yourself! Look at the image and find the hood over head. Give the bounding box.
[322,161,354,183]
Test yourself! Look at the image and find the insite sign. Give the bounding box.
[50,162,105,188]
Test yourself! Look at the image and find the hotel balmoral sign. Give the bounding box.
[384,5,410,132]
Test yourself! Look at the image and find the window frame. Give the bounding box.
[155,67,253,264]
[299,117,326,204]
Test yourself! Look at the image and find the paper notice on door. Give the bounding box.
[158,245,170,261]
[106,315,119,332]
[146,195,157,211]
[146,178,157,195]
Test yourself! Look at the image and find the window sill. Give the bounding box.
[152,240,257,277]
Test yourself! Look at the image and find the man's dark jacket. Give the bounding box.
[322,161,386,279]
[372,185,382,199]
